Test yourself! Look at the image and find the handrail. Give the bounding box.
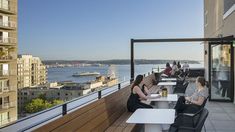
[0,21,17,28]
[0,80,131,131]
[0,36,17,44]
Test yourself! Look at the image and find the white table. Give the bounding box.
[161,78,177,81]
[147,94,178,108]
[157,82,177,94]
[157,82,177,86]
[126,109,175,132]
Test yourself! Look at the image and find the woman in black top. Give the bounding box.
[127,75,153,112]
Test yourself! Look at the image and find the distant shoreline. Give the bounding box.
[43,59,201,65]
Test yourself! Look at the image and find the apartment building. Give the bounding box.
[204,0,235,103]
[0,0,17,126]
[18,84,91,116]
[17,55,47,89]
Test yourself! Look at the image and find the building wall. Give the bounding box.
[17,55,47,89]
[204,0,235,103]
[0,0,18,126]
[17,88,86,115]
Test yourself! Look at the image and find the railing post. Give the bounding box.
[62,104,67,116]
[130,79,134,84]
[118,83,121,90]
[98,90,102,99]
[130,39,135,80]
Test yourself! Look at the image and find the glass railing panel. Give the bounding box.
[67,91,98,113]
[0,106,62,132]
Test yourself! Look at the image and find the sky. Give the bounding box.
[18,0,204,61]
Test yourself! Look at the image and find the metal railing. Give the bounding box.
[0,21,17,28]
[0,86,16,93]
[0,80,131,132]
[0,70,16,76]
[0,36,17,44]
[0,117,17,127]
[0,101,16,109]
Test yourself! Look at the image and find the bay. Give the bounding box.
[47,63,204,83]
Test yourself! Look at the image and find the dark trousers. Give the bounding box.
[174,96,201,114]
[220,80,230,97]
[128,102,153,112]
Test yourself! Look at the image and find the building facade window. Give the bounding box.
[204,10,208,27]
[223,0,235,19]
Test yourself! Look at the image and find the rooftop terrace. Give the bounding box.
[0,72,235,132]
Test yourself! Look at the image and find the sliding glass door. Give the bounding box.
[209,42,234,101]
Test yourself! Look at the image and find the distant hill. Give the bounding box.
[43,59,200,65]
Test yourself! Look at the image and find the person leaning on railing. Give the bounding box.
[174,76,209,114]
[127,75,159,112]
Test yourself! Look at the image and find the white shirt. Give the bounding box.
[182,63,189,72]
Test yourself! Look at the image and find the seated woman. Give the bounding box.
[127,75,156,112]
[163,62,172,77]
[171,61,179,77]
[174,76,208,114]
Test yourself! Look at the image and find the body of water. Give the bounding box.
[47,63,204,83]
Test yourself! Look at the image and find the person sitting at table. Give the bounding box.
[174,76,208,114]
[163,62,172,77]
[171,61,179,76]
[177,61,181,69]
[127,75,153,112]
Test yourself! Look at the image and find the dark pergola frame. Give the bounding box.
[130,36,235,102]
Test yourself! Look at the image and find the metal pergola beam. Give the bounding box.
[130,36,235,80]
[132,36,235,43]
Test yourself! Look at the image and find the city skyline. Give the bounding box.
[18,0,203,60]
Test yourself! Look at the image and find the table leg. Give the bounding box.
[165,86,173,94]
[157,101,169,109]
[145,124,162,132]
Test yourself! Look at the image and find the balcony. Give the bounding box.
[0,70,16,78]
[0,101,16,109]
[0,20,17,30]
[0,117,17,127]
[0,86,16,93]
[0,1,17,14]
[0,36,17,45]
[0,47,16,61]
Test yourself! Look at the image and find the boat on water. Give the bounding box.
[72,72,100,77]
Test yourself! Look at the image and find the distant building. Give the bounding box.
[0,0,18,126]
[17,55,47,89]
[18,83,91,116]
[83,81,103,90]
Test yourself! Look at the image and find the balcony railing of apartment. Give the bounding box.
[0,1,17,14]
[0,101,16,109]
[0,70,16,77]
[0,21,17,29]
[0,117,17,127]
[0,55,14,61]
[0,36,17,44]
[0,86,16,93]
[0,78,132,131]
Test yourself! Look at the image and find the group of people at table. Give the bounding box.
[126,62,208,132]
[163,61,190,77]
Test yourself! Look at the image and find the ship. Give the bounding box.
[72,72,100,77]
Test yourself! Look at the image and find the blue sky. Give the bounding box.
[18,0,204,60]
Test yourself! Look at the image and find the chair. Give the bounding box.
[173,81,189,95]
[201,96,209,108]
[169,108,209,132]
